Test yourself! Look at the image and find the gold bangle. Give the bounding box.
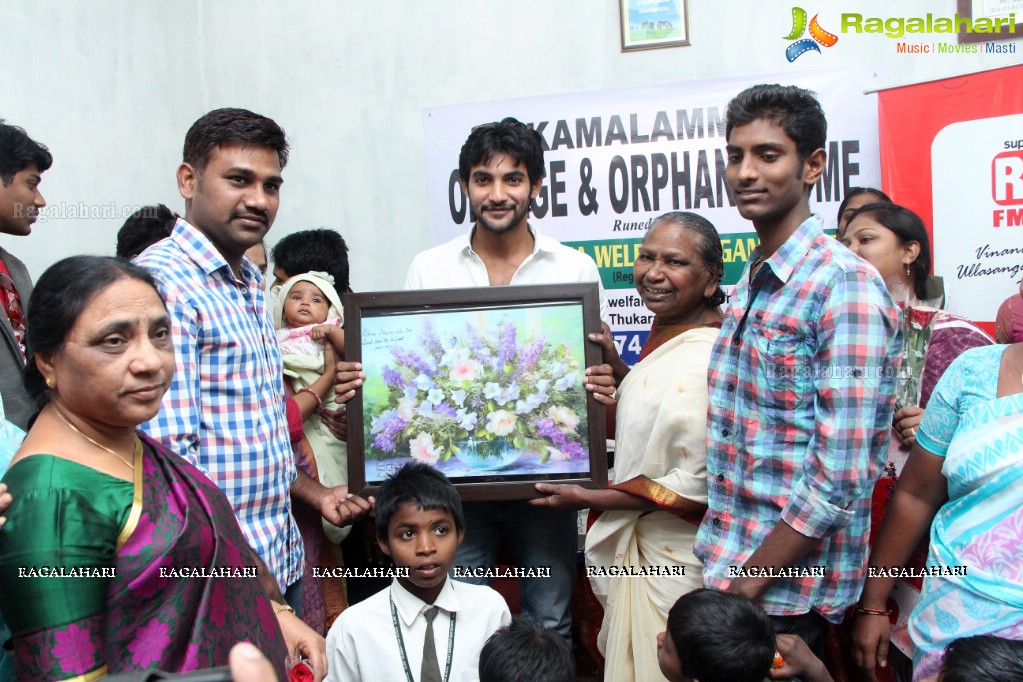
[854,604,892,617]
[273,601,295,615]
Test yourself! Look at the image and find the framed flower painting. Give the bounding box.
[344,283,608,500]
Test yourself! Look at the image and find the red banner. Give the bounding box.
[878,65,1023,333]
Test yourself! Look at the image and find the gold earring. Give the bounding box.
[906,265,911,277]
[46,377,54,388]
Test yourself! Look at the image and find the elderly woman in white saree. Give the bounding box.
[533,211,725,682]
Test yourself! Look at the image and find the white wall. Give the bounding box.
[2,0,1020,290]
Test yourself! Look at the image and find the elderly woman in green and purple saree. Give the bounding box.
[0,256,319,681]
[532,211,725,682]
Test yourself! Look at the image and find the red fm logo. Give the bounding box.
[993,151,1023,227]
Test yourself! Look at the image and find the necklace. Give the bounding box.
[51,405,137,472]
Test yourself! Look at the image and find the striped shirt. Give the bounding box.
[695,215,901,623]
[135,218,303,591]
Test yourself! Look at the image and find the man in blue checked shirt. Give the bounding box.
[135,109,371,661]
[694,85,901,666]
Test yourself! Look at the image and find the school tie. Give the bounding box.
[421,606,442,682]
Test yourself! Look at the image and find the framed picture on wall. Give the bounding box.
[619,0,690,51]
[957,0,1022,43]
[343,283,608,501]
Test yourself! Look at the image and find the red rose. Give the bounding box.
[288,659,314,682]
[906,305,939,330]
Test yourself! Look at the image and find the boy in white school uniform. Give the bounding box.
[325,462,511,681]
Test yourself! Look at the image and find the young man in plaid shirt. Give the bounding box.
[695,85,901,660]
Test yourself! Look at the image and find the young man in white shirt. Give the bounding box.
[403,118,606,640]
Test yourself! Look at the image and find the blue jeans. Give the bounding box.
[770,612,827,682]
[284,578,304,620]
[452,500,576,640]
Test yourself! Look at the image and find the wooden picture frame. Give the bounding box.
[619,0,690,51]
[957,0,1022,43]
[344,283,608,501]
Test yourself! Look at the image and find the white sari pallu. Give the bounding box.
[585,326,714,682]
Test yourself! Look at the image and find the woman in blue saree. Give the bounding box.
[852,343,1023,680]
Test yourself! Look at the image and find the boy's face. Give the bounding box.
[378,501,463,603]
[725,118,822,230]
[245,242,267,275]
[656,630,690,682]
[283,281,330,327]
[0,164,46,236]
[272,266,289,289]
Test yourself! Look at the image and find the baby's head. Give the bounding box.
[283,280,330,328]
[272,270,342,331]
[657,589,775,682]
[375,462,465,604]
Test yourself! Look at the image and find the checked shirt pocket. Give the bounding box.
[746,324,811,418]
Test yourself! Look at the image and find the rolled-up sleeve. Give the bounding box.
[781,270,900,539]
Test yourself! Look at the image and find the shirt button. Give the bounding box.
[713,518,721,526]
[722,429,730,438]
[726,383,735,392]
[732,337,740,346]
[716,474,725,482]
[755,312,764,320]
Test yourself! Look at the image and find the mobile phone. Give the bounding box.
[105,666,233,682]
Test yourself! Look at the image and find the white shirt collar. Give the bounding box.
[389,577,462,627]
[462,223,554,258]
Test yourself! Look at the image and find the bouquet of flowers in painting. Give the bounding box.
[360,306,591,483]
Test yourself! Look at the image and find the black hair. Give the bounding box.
[375,461,464,540]
[479,617,574,682]
[666,589,776,682]
[725,84,827,163]
[845,202,931,301]
[459,117,545,187]
[940,635,1023,682]
[270,228,351,293]
[0,120,53,186]
[182,108,289,172]
[836,187,893,231]
[24,256,162,408]
[650,211,726,307]
[116,204,178,259]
